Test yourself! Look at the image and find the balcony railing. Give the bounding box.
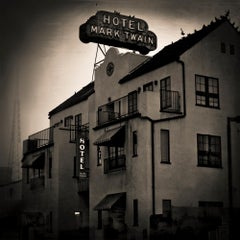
[23,127,54,154]
[70,123,89,142]
[97,92,138,126]
[160,90,181,113]
[104,155,126,174]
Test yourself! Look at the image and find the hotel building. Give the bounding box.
[21,14,240,240]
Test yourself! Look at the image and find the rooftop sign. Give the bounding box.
[79,11,157,54]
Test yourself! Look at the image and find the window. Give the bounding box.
[64,115,73,127]
[49,156,52,179]
[75,114,82,128]
[160,77,172,109]
[162,199,172,219]
[221,42,226,53]
[143,82,153,92]
[197,134,222,168]
[128,91,138,114]
[46,211,53,233]
[132,131,138,157]
[73,156,77,178]
[161,129,170,163]
[133,199,139,226]
[97,210,102,229]
[104,146,126,173]
[97,146,102,166]
[26,168,29,184]
[230,44,235,55]
[195,75,220,108]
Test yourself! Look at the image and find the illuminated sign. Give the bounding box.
[79,137,87,178]
[79,11,157,54]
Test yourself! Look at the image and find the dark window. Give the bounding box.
[143,82,153,92]
[97,146,102,166]
[26,168,29,184]
[104,146,126,173]
[221,42,226,53]
[197,134,222,168]
[162,199,172,219]
[73,156,77,178]
[106,102,115,120]
[64,115,73,127]
[195,75,219,108]
[133,131,138,157]
[46,211,53,233]
[9,188,13,198]
[160,77,172,109]
[75,114,82,128]
[98,210,102,229]
[230,44,235,55]
[128,91,138,114]
[161,129,170,163]
[49,156,52,179]
[133,199,139,226]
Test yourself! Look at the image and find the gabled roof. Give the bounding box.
[48,82,94,118]
[119,15,238,84]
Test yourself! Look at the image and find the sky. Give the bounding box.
[1,0,240,168]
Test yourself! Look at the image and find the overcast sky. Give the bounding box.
[1,0,240,167]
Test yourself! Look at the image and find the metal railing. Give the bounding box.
[24,127,54,154]
[97,93,138,126]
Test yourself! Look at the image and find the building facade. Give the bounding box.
[21,15,240,240]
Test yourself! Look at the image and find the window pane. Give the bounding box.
[161,130,170,163]
[196,75,206,92]
[133,131,138,156]
[197,134,221,168]
[208,78,218,94]
[209,97,219,107]
[128,91,137,114]
[160,77,171,90]
[196,95,206,105]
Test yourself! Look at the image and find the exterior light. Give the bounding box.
[74,211,81,216]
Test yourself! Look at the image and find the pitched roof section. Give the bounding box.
[48,82,95,118]
[119,15,234,84]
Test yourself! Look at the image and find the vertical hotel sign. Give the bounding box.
[77,136,87,178]
[79,11,157,54]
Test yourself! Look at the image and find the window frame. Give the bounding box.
[133,199,139,226]
[197,134,222,168]
[97,146,102,166]
[160,129,170,164]
[64,115,73,127]
[128,91,138,114]
[104,146,126,173]
[160,76,172,110]
[143,81,154,92]
[132,131,138,157]
[195,74,220,109]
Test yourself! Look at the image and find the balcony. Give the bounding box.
[23,127,54,154]
[104,155,126,174]
[70,123,89,142]
[160,90,181,113]
[97,91,139,127]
